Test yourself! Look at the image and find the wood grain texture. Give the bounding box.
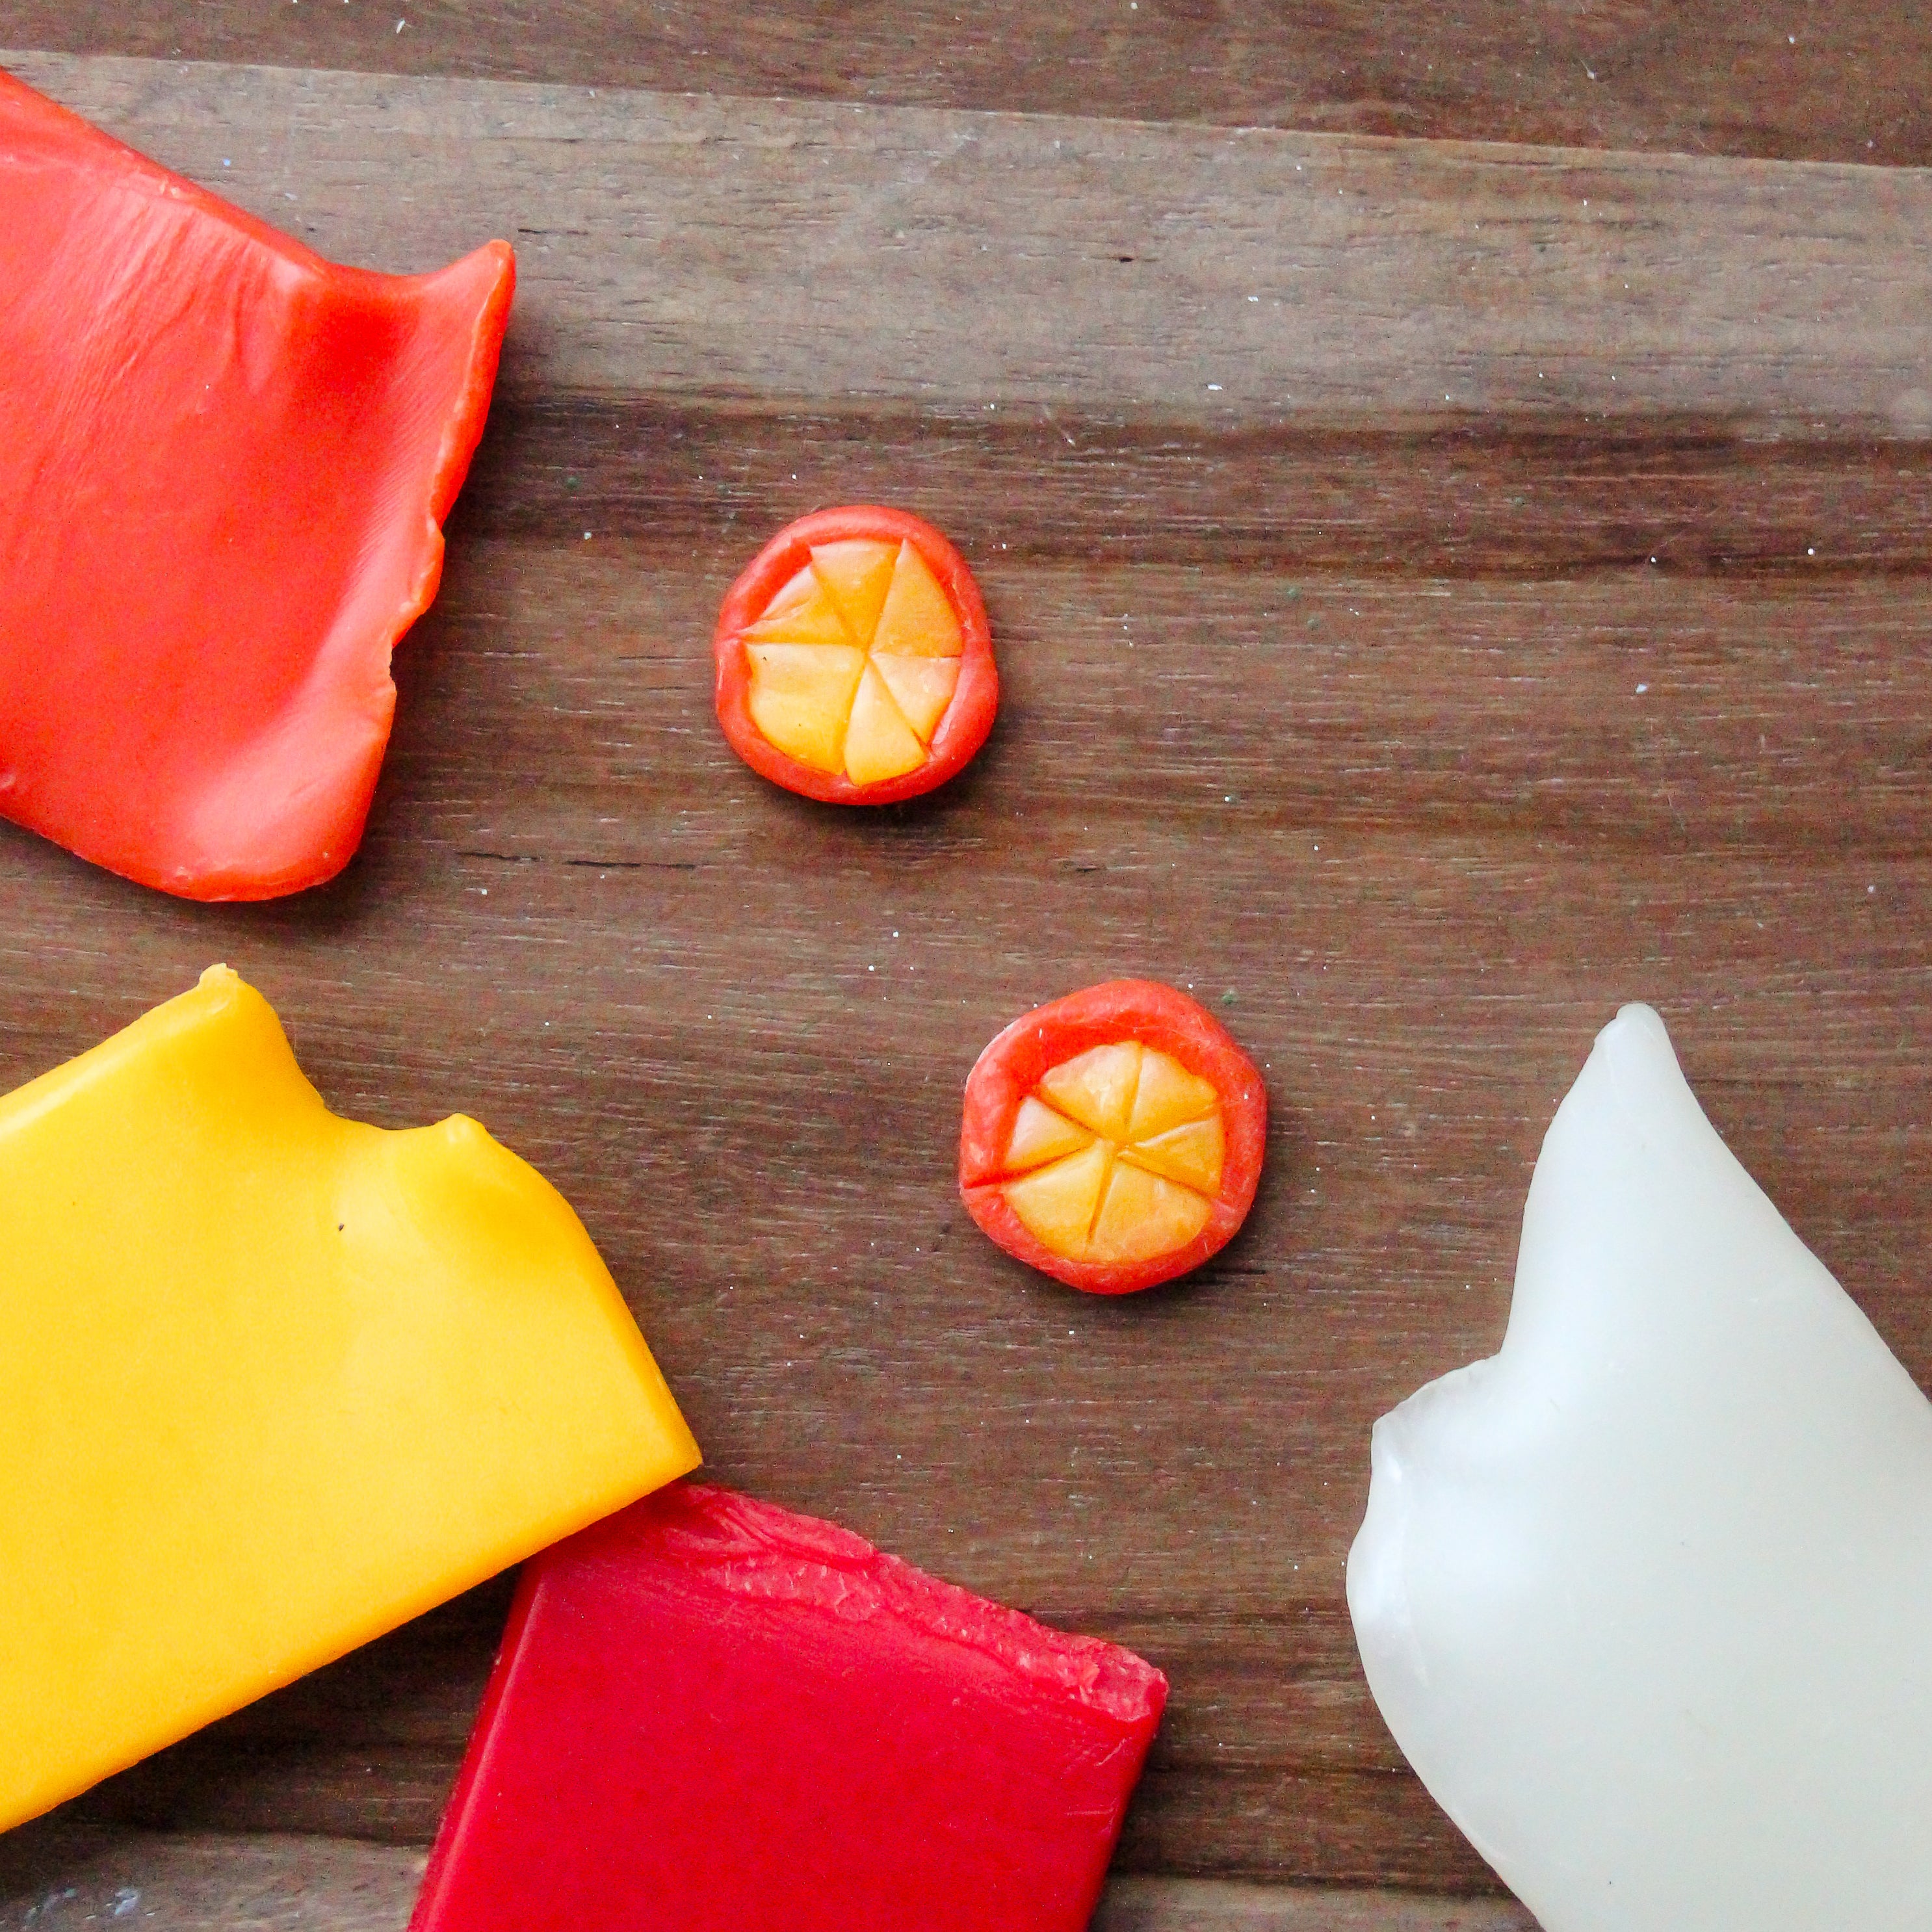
[464,399,1932,577]
[1096,1882,1536,1931]
[4,35,1931,1920]
[0,1,1926,166]
[8,52,1932,435]
[0,1827,425,1931]
[0,1832,1539,1931]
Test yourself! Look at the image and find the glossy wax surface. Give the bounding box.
[0,71,514,900]
[0,967,699,1832]
[1348,1005,1932,1930]
[410,1483,1167,1932]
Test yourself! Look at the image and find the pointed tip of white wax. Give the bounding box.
[1563,1000,1688,1145]
[1604,997,1669,1043]
[1593,1000,1686,1106]
[1350,1004,1932,1931]
[1607,997,1669,1043]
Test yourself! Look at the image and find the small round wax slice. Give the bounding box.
[712,506,998,804]
[959,980,1268,1295]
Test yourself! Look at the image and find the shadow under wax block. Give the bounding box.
[0,966,699,1831]
[411,1483,1168,1932]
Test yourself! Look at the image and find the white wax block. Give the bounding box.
[1348,1003,1932,1932]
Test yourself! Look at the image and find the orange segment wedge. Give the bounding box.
[1004,1096,1095,1173]
[1089,1162,1212,1265]
[1038,1043,1143,1144]
[871,543,964,658]
[1002,1143,1114,1257]
[1119,1115,1225,1194]
[995,1043,1225,1268]
[743,644,865,774]
[740,537,965,787]
[843,662,927,786]
[1127,1053,1221,1141]
[872,656,961,742]
[808,539,898,644]
[744,565,852,648]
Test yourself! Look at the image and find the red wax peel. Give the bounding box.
[960,979,1268,1294]
[713,506,998,803]
[411,1483,1167,1932]
[0,72,514,900]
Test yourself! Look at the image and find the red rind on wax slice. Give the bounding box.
[410,1483,1167,1932]
[0,70,515,900]
[712,506,999,804]
[961,978,1268,1294]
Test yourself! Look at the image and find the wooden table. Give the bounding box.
[3,7,1929,1926]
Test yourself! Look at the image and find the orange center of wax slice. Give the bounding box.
[997,1042,1226,1266]
[742,538,967,785]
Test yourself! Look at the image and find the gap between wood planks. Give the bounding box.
[0,1828,1540,1931]
[5,49,1932,438]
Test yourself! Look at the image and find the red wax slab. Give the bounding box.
[0,70,513,900]
[412,1483,1168,1932]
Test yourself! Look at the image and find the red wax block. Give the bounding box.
[413,1483,1168,1932]
[0,70,512,900]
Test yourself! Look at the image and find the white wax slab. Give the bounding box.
[1348,1003,1932,1931]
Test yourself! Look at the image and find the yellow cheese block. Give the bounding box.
[0,966,700,1831]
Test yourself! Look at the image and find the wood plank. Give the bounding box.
[0,1827,425,1930]
[1097,1881,1536,1931]
[0,1829,1536,1931]
[5,46,1932,1906]
[463,398,1932,577]
[0,0,1925,167]
[265,545,1932,859]
[7,53,1932,434]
